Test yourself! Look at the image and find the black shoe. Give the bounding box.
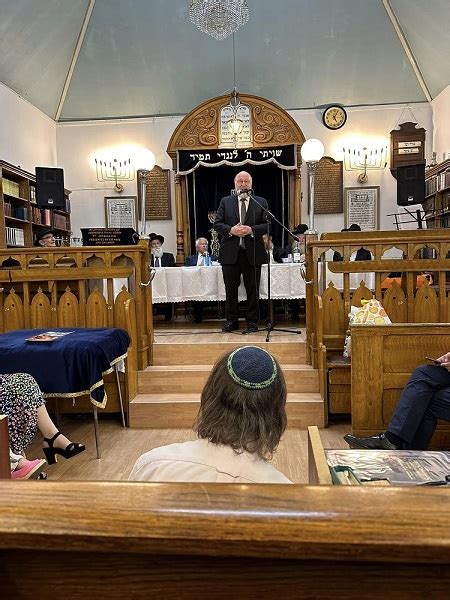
[242,322,258,334]
[222,321,239,332]
[343,432,400,450]
[43,431,86,465]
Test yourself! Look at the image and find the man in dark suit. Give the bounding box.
[149,232,176,268]
[149,232,176,320]
[214,171,268,334]
[185,237,218,323]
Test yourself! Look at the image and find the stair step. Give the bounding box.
[138,364,319,394]
[129,393,324,429]
[153,341,306,365]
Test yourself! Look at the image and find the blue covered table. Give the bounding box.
[0,327,130,458]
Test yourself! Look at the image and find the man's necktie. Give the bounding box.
[155,257,160,267]
[240,198,247,248]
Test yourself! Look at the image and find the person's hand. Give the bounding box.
[437,352,450,371]
[230,224,250,237]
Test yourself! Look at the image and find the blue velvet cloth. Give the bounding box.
[0,328,130,408]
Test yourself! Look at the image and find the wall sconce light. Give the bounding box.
[95,157,135,193]
[301,138,325,235]
[343,145,387,183]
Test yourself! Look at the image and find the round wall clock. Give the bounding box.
[323,105,347,130]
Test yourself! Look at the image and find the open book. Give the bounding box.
[26,331,74,342]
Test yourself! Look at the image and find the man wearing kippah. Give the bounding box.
[129,346,291,484]
[214,171,268,334]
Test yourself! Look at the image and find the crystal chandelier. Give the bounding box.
[189,0,249,41]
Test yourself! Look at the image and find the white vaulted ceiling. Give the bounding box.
[0,0,448,122]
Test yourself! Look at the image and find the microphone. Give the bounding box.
[238,188,253,198]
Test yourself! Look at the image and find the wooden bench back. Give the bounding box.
[351,323,450,447]
[306,230,450,366]
[1,480,450,597]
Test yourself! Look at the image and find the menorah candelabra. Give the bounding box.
[343,145,387,184]
[208,211,221,258]
[95,157,135,193]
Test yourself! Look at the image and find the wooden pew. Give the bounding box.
[351,323,450,448]
[306,229,450,368]
[1,480,450,598]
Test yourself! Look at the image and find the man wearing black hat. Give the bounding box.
[149,233,175,268]
[214,171,268,334]
[149,232,175,321]
[34,229,57,247]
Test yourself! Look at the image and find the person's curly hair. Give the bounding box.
[194,349,287,460]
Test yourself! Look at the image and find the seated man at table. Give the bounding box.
[185,237,218,324]
[262,233,287,264]
[286,224,308,321]
[149,232,176,321]
[344,354,450,450]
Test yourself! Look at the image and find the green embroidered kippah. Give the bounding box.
[227,346,278,390]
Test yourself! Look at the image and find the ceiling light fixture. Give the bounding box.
[189,0,249,41]
[225,34,244,145]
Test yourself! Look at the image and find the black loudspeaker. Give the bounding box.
[397,164,425,206]
[35,167,65,208]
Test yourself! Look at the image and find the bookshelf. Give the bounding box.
[0,160,71,248]
[423,159,450,229]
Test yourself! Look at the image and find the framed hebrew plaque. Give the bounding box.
[314,156,343,214]
[105,196,137,229]
[140,166,172,220]
[344,187,379,230]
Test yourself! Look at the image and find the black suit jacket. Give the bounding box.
[213,194,268,266]
[151,252,175,267]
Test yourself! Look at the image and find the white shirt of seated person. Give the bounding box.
[195,238,209,266]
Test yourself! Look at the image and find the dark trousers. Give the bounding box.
[221,248,261,323]
[388,364,450,449]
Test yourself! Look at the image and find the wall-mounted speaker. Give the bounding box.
[397,164,425,206]
[35,167,65,208]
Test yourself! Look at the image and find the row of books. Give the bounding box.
[31,206,52,226]
[425,169,450,196]
[5,226,25,246]
[52,213,69,230]
[4,202,27,220]
[2,177,21,198]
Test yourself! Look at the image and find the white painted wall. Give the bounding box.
[290,103,433,233]
[57,102,433,248]
[0,83,56,172]
[431,86,450,163]
[56,117,182,255]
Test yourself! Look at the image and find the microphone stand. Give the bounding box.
[250,194,302,342]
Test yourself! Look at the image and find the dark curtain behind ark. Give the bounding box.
[186,164,289,254]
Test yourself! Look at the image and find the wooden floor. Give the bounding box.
[26,416,350,484]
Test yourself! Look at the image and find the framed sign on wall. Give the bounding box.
[105,196,137,229]
[344,187,379,230]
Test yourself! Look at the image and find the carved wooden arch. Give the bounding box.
[167,93,306,263]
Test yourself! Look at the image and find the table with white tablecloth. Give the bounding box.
[151,264,306,303]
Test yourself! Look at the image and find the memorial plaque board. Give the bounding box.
[344,187,379,230]
[141,166,172,220]
[314,157,343,214]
